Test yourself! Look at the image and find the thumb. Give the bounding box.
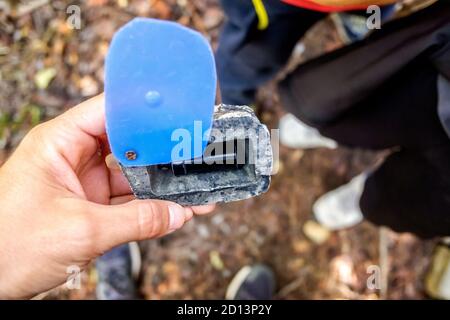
[87,199,188,253]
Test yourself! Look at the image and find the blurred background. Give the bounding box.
[0,0,439,299]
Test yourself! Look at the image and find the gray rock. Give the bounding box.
[120,104,273,206]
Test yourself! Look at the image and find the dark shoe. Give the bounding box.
[225,265,276,300]
[95,242,141,300]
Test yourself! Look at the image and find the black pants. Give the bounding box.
[216,0,324,105]
[216,0,450,238]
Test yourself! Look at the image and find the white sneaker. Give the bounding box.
[279,113,338,149]
[313,173,366,230]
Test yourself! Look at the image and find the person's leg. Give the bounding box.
[311,69,450,235]
[279,1,450,236]
[278,0,450,127]
[361,146,450,238]
[318,58,449,151]
[216,0,324,105]
[313,59,450,236]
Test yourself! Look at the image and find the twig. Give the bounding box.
[275,269,308,298]
[379,227,389,299]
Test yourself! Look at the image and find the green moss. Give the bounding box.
[0,104,43,145]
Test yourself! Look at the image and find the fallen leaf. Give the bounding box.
[303,220,331,245]
[34,67,56,89]
[79,75,99,97]
[209,251,225,271]
[117,0,128,8]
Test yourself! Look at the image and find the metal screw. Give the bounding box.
[125,150,137,160]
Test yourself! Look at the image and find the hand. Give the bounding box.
[0,94,214,299]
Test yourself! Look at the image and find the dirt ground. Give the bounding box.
[0,0,437,299]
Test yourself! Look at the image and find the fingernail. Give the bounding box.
[105,154,120,170]
[184,208,193,221]
[168,204,185,231]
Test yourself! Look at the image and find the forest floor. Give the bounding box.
[0,0,436,299]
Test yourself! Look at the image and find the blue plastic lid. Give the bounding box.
[105,18,217,167]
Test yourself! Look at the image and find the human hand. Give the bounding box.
[0,94,214,299]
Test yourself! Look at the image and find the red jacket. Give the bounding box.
[282,0,373,12]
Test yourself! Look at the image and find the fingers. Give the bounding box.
[89,199,191,252]
[191,204,216,215]
[105,153,120,170]
[104,154,133,197]
[109,167,133,197]
[184,207,194,221]
[61,93,106,137]
[26,94,106,173]
[110,195,193,222]
[110,195,134,205]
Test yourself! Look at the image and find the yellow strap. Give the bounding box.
[252,0,269,30]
